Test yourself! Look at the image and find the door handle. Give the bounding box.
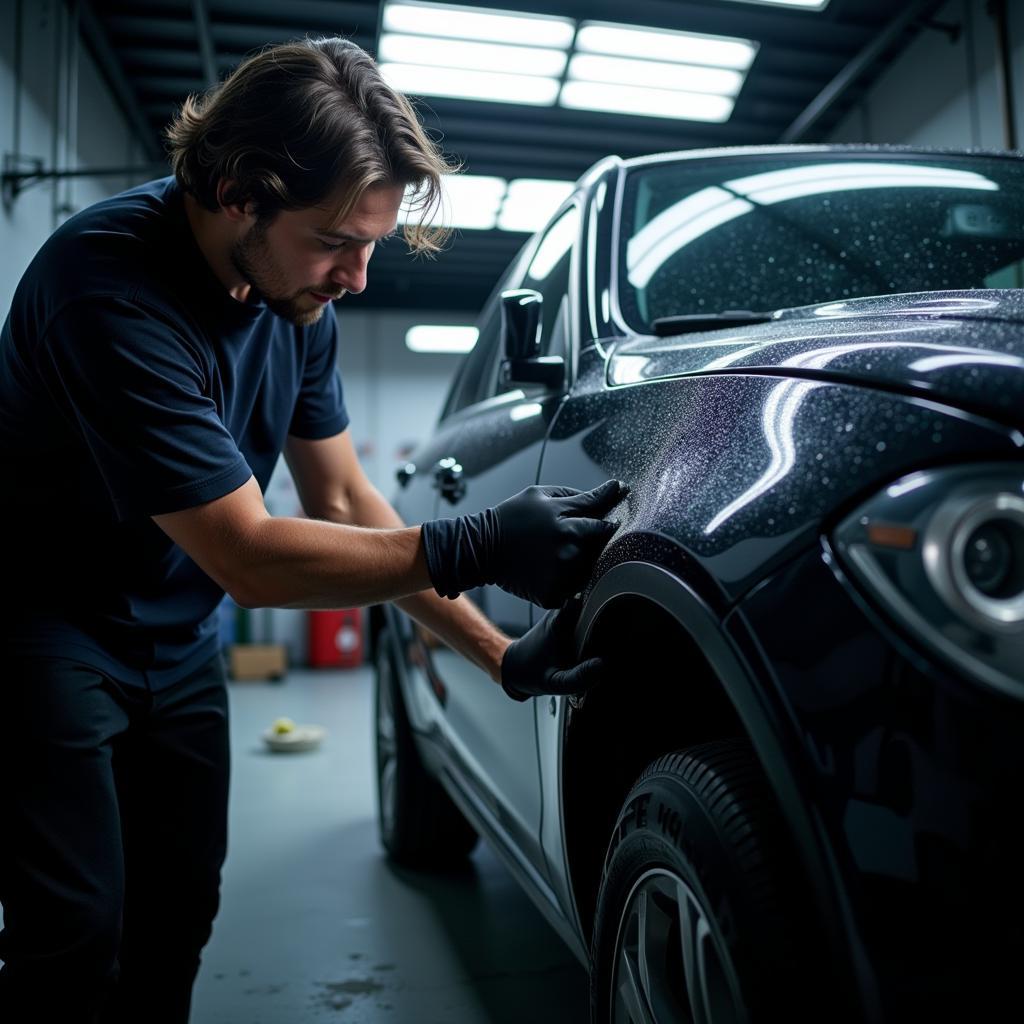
[395,462,416,488]
[433,457,467,504]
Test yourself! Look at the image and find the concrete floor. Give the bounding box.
[191,668,588,1024]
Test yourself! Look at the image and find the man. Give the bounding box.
[0,37,625,1023]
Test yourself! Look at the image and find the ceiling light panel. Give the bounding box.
[397,176,576,233]
[380,63,560,105]
[380,2,572,109]
[442,174,507,229]
[499,179,576,232]
[575,22,757,71]
[379,3,759,125]
[568,54,744,96]
[378,34,568,77]
[383,2,576,47]
[563,21,756,122]
[561,81,735,122]
[396,174,507,230]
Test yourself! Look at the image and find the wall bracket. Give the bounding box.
[2,155,165,210]
[922,19,962,45]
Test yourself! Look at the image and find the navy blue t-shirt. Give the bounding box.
[0,177,349,689]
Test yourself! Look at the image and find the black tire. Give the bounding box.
[374,631,478,867]
[591,739,819,1024]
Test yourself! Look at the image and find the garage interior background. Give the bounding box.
[1,0,1021,662]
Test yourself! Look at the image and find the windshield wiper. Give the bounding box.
[651,310,774,337]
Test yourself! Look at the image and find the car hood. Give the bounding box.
[607,290,1024,424]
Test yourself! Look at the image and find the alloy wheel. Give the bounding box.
[611,868,747,1024]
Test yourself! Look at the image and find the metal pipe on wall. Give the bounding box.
[50,0,62,229]
[12,0,23,161]
[49,0,82,226]
[63,0,80,219]
[988,0,1018,150]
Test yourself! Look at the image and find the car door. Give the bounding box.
[421,202,583,877]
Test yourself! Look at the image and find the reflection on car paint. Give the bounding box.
[703,379,824,534]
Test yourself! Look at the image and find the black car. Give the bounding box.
[372,145,1024,1022]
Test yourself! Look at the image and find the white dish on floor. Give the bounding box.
[262,724,326,753]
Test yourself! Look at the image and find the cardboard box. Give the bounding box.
[229,643,287,681]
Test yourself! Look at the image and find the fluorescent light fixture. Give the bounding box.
[575,21,757,71]
[498,179,575,232]
[397,175,506,229]
[378,34,568,77]
[382,2,575,48]
[379,5,756,124]
[569,54,744,96]
[442,174,507,230]
[561,81,734,122]
[398,175,575,233]
[406,325,479,353]
[379,3,571,107]
[380,63,559,105]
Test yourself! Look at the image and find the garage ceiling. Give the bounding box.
[89,0,947,312]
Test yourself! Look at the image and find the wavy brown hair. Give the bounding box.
[165,37,456,253]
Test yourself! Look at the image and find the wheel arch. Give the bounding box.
[562,560,874,1018]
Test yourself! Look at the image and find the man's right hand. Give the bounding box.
[420,479,628,608]
[501,597,605,700]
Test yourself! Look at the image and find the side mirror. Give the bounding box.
[501,289,542,361]
[500,289,565,389]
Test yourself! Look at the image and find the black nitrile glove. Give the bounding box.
[420,480,627,609]
[501,597,603,701]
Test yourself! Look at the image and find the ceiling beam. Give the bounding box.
[191,0,218,88]
[780,0,945,142]
[208,0,379,26]
[75,0,163,161]
[106,15,373,51]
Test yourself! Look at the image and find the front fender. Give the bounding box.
[565,560,881,1021]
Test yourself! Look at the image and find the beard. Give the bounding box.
[230,217,340,327]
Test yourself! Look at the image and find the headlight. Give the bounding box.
[832,464,1024,699]
[925,492,1024,629]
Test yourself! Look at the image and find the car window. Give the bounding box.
[439,301,502,419]
[523,204,581,362]
[618,154,1024,332]
[439,208,581,418]
[440,238,535,419]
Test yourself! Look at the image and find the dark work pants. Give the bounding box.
[0,654,230,1024]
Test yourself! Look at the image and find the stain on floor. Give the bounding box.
[312,977,388,1015]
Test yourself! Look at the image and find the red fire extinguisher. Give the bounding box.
[308,609,363,668]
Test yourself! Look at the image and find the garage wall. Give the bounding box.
[828,0,1023,148]
[0,0,149,316]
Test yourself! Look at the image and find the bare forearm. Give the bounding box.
[235,515,432,609]
[347,484,512,683]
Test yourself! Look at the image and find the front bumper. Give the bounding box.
[732,543,1024,1018]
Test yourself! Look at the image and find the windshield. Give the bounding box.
[618,152,1024,334]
